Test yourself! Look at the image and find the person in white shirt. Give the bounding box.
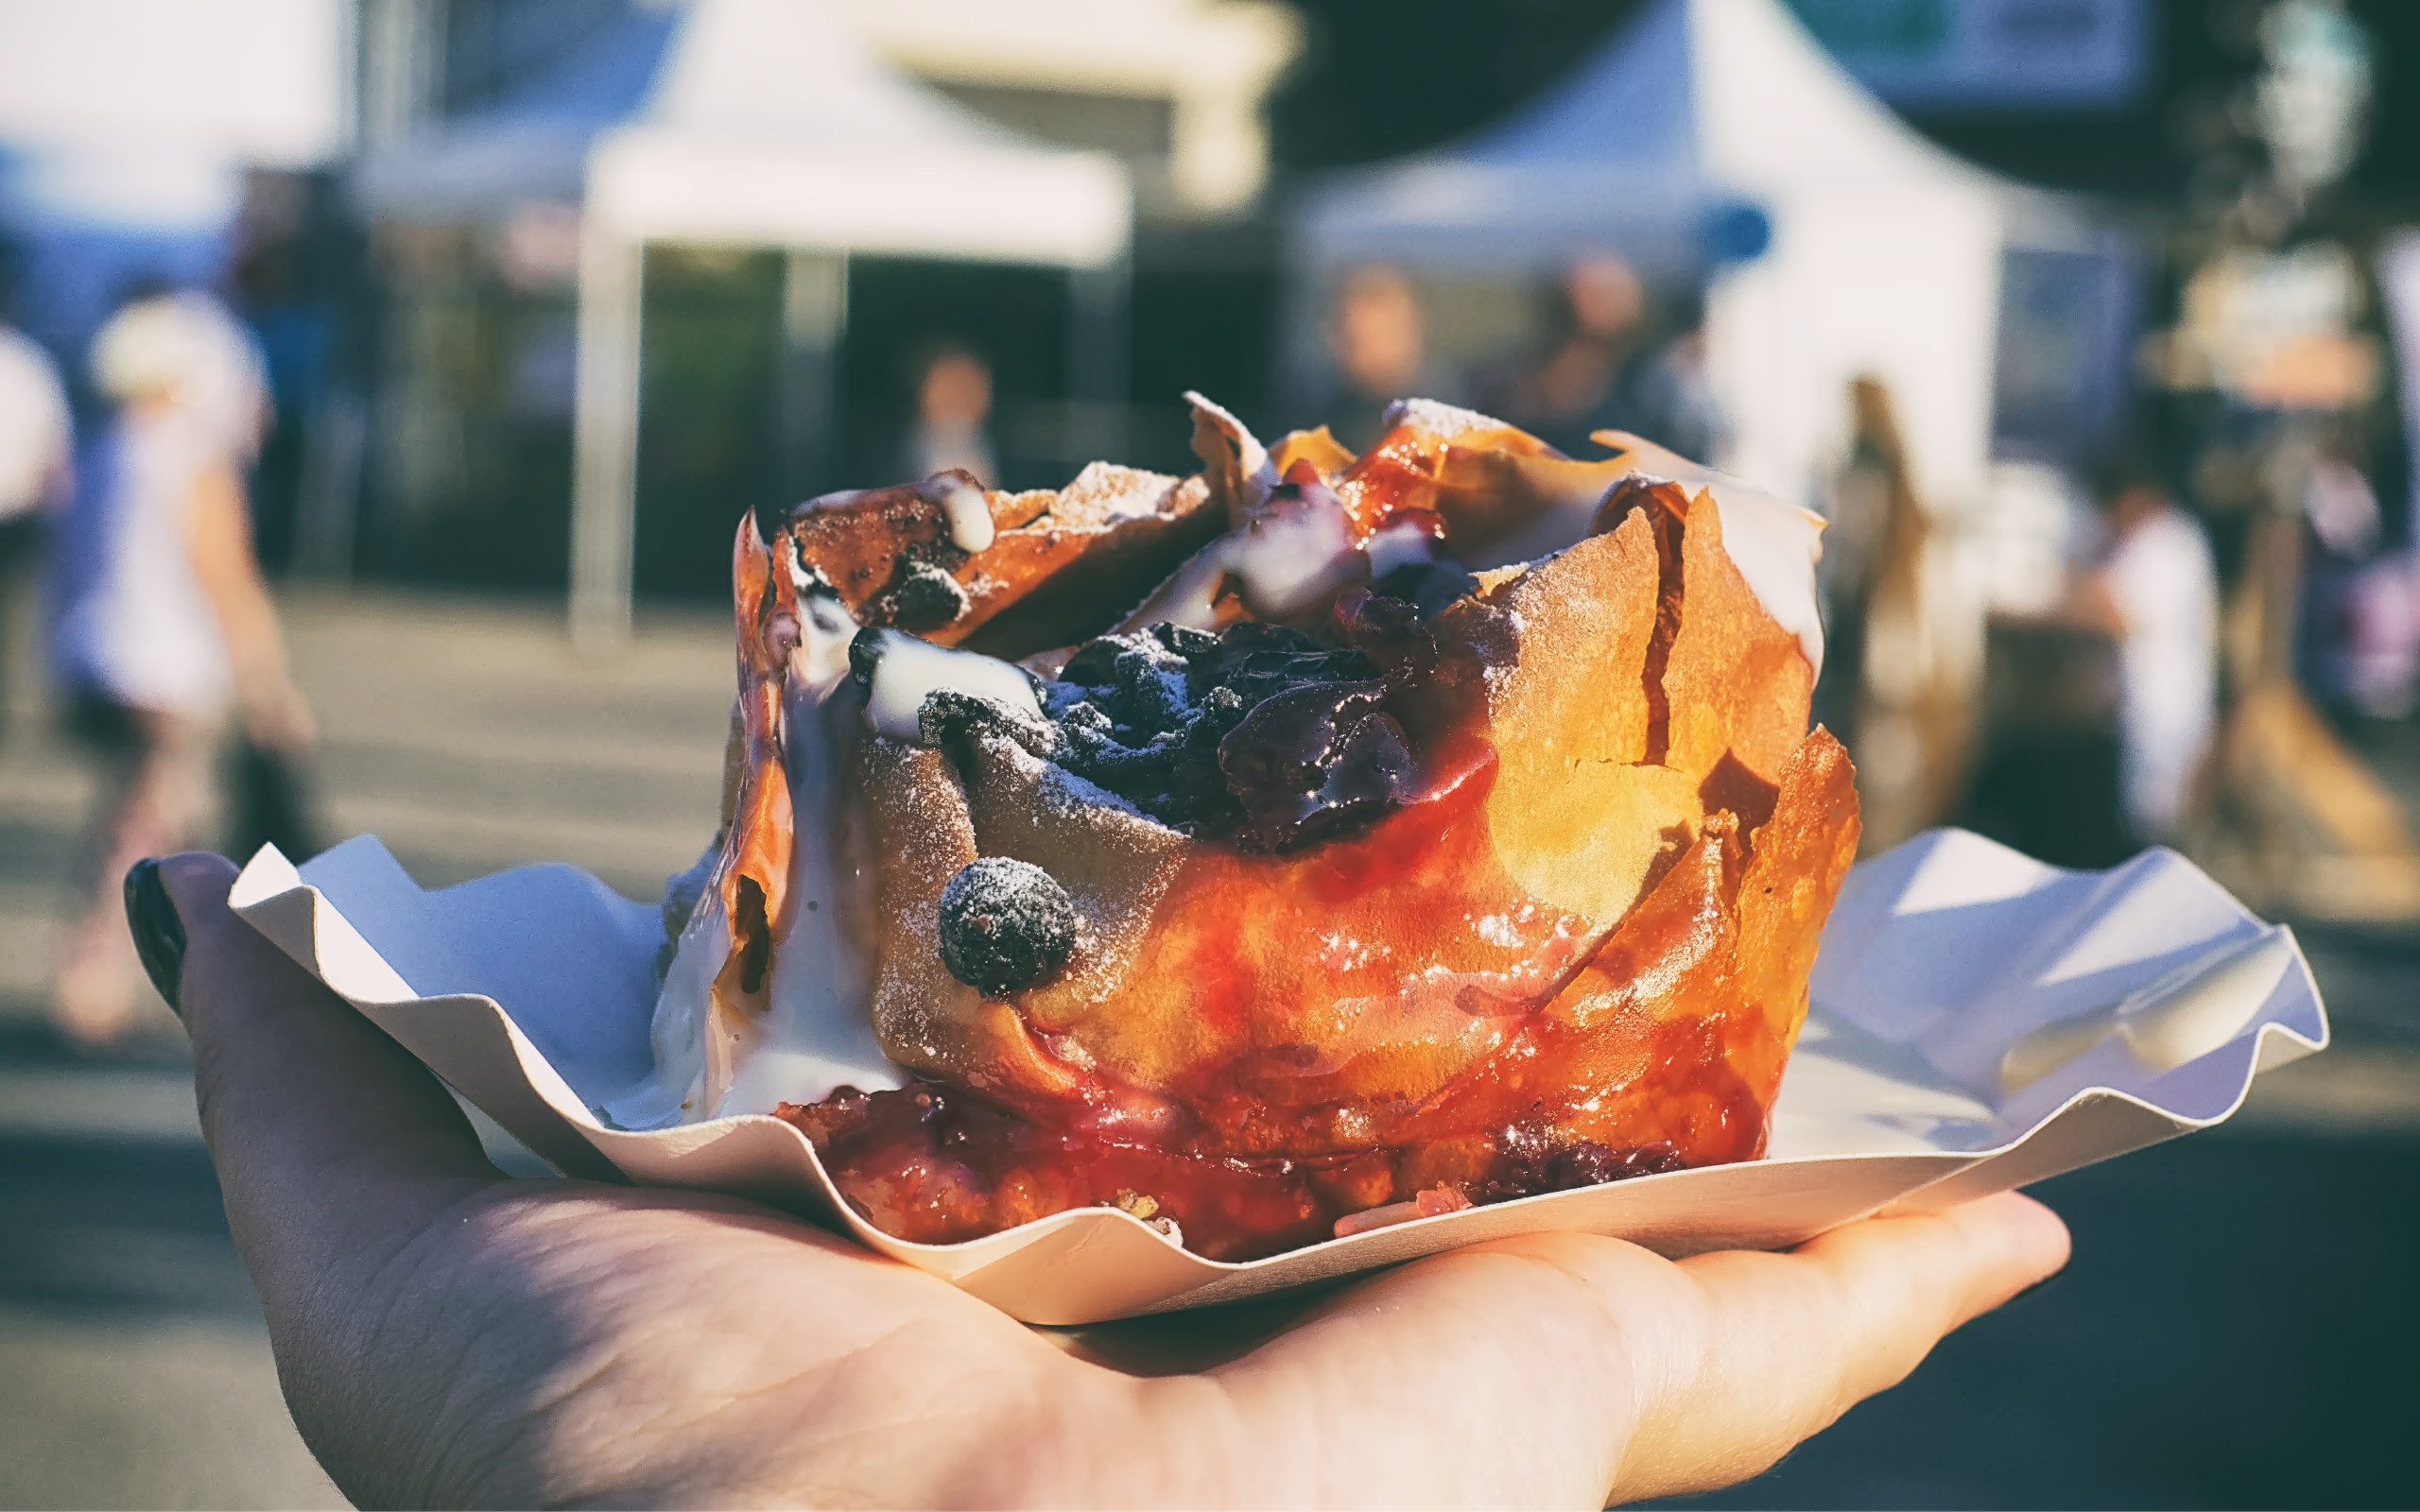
[0,313,73,742]
[2062,454,2221,845]
[47,288,313,1043]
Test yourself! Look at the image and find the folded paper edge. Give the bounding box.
[225,835,2330,1322]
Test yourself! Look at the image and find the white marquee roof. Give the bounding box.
[359,0,1129,268]
[1296,0,1998,277]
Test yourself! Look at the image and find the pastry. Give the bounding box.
[614,395,1858,1261]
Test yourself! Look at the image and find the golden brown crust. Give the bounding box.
[959,472,1220,658]
[1269,425,1357,480]
[1733,728,1861,1093]
[1464,509,1702,928]
[1655,484,1819,799]
[786,466,1221,659]
[857,737,987,1080]
[959,734,1193,1088]
[700,518,798,1111]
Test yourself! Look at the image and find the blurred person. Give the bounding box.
[1308,263,1462,451]
[2299,420,2389,708]
[45,288,313,1044]
[900,343,997,487]
[170,284,323,862]
[2301,429,2381,560]
[1493,253,1724,464]
[2058,452,2221,846]
[171,285,274,467]
[0,297,73,743]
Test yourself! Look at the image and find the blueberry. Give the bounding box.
[937,858,1080,996]
[1028,619,1419,846]
[1149,622,1220,658]
[846,627,885,686]
[882,558,970,630]
[917,689,1056,760]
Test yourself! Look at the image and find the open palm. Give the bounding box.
[159,851,2066,1508]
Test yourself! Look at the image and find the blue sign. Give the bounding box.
[1703,199,1774,266]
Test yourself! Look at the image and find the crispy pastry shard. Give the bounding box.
[785,463,1220,659]
[634,516,798,1122]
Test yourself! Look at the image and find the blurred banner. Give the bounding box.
[1782,0,2150,112]
[1990,239,2140,464]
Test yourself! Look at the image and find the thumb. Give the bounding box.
[140,852,502,1312]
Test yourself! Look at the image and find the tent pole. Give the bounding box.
[570,225,645,649]
[1068,251,1131,466]
[778,249,848,504]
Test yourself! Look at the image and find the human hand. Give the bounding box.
[141,850,2068,1509]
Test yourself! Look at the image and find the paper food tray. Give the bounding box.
[228,827,2326,1326]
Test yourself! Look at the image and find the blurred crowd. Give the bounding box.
[1303,256,1724,465]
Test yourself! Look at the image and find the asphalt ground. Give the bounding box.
[1,584,2415,1509]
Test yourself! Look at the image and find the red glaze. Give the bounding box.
[780,721,1845,1263]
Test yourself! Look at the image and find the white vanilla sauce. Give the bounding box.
[934,477,995,554]
[1361,512,1448,578]
[743,587,905,1112]
[857,628,1043,740]
[618,580,911,1125]
[1128,469,1367,629]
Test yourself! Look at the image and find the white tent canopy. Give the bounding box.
[354,0,1132,644]
[351,7,679,218]
[568,0,1131,644]
[353,0,1130,259]
[586,0,1128,263]
[1292,0,2009,523]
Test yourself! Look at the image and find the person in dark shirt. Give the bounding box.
[1304,263,1465,451]
[898,343,998,487]
[1492,253,1726,465]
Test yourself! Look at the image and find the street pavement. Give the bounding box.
[2,586,2416,1509]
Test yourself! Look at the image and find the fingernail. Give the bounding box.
[123,859,187,1019]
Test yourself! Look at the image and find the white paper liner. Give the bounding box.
[228,828,2327,1325]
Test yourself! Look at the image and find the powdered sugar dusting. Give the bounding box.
[1382,396,1512,438]
[960,734,1188,1009]
[1050,461,1197,527]
[1040,757,1158,827]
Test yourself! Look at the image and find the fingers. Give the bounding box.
[155,851,502,1316]
[1184,1193,2066,1507]
[1175,1231,1685,1506]
[1621,1192,2071,1502]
